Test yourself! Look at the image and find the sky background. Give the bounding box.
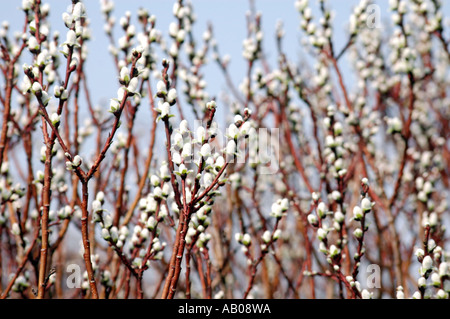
[3,0,449,110]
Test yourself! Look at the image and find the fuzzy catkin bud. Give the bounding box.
[361,198,372,211]
[422,256,433,270]
[242,233,251,246]
[307,214,318,226]
[317,202,326,218]
[354,228,363,239]
[353,206,363,220]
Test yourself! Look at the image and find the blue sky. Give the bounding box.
[1,0,450,113]
[0,1,381,102]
